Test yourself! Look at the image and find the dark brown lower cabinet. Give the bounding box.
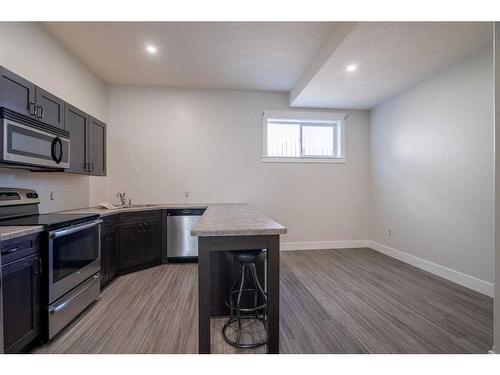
[142,220,162,263]
[108,228,120,279]
[119,212,162,272]
[1,253,41,353]
[100,225,119,288]
[119,221,143,269]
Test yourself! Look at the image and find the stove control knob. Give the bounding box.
[33,193,38,199]
[26,193,33,198]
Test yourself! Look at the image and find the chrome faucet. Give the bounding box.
[116,192,127,206]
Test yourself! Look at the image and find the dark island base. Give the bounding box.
[198,234,280,354]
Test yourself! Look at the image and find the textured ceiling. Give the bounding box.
[43,22,336,92]
[290,22,493,109]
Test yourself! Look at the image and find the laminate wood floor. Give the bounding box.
[34,249,493,354]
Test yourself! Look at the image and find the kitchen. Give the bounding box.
[0,53,287,353]
[1,4,500,372]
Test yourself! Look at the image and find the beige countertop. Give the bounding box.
[191,204,287,237]
[63,202,287,236]
[58,203,210,217]
[0,226,44,241]
[1,203,286,241]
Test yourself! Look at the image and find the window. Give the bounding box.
[262,111,346,163]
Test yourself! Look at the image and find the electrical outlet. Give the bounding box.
[386,227,392,237]
[185,191,190,198]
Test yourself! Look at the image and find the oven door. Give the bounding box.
[48,220,102,303]
[2,118,70,169]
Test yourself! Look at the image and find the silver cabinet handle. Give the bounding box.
[1,247,19,254]
[29,102,36,116]
[50,219,102,240]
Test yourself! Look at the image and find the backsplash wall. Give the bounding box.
[0,169,90,213]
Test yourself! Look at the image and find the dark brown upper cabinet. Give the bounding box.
[35,87,65,129]
[64,104,107,176]
[64,103,89,174]
[0,66,36,118]
[1,65,107,175]
[88,117,106,176]
[1,66,65,129]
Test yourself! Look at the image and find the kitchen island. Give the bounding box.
[191,204,286,354]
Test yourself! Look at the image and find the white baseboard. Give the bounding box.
[368,241,494,297]
[280,240,369,251]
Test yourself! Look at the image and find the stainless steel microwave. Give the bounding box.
[0,108,70,170]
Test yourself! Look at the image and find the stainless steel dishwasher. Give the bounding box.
[166,208,206,262]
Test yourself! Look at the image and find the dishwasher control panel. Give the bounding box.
[166,208,206,216]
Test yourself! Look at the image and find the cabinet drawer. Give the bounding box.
[1,233,40,264]
[101,214,119,230]
[48,274,100,339]
[120,210,162,224]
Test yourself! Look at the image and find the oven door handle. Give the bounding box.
[49,219,102,240]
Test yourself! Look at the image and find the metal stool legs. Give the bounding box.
[222,261,268,348]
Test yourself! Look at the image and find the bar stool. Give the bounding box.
[222,249,267,348]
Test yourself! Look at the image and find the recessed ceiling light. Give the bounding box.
[346,64,357,72]
[146,45,157,54]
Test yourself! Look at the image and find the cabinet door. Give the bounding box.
[108,227,120,279]
[1,254,40,354]
[119,222,142,269]
[88,117,106,176]
[100,231,110,287]
[35,87,65,129]
[142,220,162,263]
[0,66,36,118]
[64,104,89,174]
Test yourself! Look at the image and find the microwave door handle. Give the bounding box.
[55,137,63,163]
[50,219,102,240]
[51,137,57,162]
[51,137,63,164]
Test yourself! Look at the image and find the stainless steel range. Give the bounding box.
[0,188,101,339]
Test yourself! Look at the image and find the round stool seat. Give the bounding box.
[225,249,266,264]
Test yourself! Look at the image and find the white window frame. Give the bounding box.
[261,110,347,163]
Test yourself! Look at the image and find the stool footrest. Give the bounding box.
[225,289,268,312]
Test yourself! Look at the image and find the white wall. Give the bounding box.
[370,47,495,292]
[494,22,500,353]
[0,22,107,213]
[99,87,370,243]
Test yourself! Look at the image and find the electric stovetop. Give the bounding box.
[0,213,100,231]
